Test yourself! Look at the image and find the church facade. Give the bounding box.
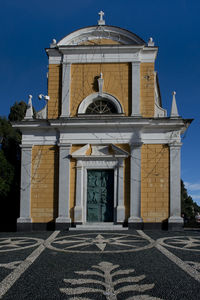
[14,13,192,231]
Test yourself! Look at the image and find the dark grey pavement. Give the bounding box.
[0,230,200,299]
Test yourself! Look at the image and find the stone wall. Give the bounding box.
[70,63,131,116]
[141,144,169,222]
[31,145,58,223]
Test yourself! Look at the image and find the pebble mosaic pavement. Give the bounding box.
[0,230,199,299]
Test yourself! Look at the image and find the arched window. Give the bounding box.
[78,93,123,115]
[85,97,117,114]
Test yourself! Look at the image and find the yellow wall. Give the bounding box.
[47,62,156,119]
[70,63,131,116]
[80,39,122,45]
[140,63,155,117]
[141,144,169,222]
[31,145,58,223]
[47,64,61,119]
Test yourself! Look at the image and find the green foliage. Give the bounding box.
[8,101,27,122]
[0,100,29,230]
[181,180,200,220]
[0,117,21,165]
[0,150,14,198]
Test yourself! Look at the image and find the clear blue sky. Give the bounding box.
[0,0,199,204]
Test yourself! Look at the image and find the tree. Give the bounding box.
[0,101,29,231]
[8,101,27,122]
[181,180,200,223]
[0,150,14,199]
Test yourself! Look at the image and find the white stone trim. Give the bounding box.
[131,62,141,116]
[60,63,71,117]
[77,92,123,114]
[128,143,143,223]
[72,147,127,224]
[17,145,32,224]
[168,143,183,224]
[19,129,186,146]
[56,144,71,224]
[117,158,125,222]
[36,104,47,119]
[74,161,84,222]
[17,117,188,147]
[47,45,158,64]
[57,26,146,46]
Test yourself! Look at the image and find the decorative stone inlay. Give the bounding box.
[47,233,154,253]
[60,261,162,300]
[186,261,200,272]
[157,236,200,252]
[0,237,43,252]
[0,261,22,270]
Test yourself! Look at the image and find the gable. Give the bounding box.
[57,25,146,46]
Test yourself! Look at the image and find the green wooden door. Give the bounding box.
[87,170,114,222]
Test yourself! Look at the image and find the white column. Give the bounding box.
[56,144,71,225]
[131,62,141,117]
[168,143,183,225]
[17,145,32,225]
[117,159,125,223]
[60,63,71,117]
[74,160,83,223]
[128,143,143,225]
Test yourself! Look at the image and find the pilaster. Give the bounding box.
[128,142,143,229]
[60,63,71,117]
[17,145,32,231]
[168,143,183,230]
[131,62,141,117]
[56,144,71,229]
[116,159,125,223]
[74,160,83,223]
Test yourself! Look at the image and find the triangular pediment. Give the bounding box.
[72,144,129,159]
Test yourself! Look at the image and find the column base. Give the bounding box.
[17,217,32,231]
[56,217,71,230]
[116,206,125,223]
[128,217,143,230]
[168,216,184,231]
[74,206,83,223]
[131,114,142,118]
[128,222,143,230]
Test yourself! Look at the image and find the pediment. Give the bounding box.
[57,26,145,46]
[72,144,129,159]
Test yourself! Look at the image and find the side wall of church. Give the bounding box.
[70,63,131,116]
[47,64,61,119]
[141,144,169,222]
[31,145,59,223]
[140,63,155,117]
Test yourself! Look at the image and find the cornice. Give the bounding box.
[46,45,158,64]
[12,117,192,132]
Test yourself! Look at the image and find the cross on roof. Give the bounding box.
[98,10,105,25]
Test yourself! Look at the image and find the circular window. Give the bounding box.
[86,99,117,114]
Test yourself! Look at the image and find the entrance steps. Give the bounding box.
[69,222,128,231]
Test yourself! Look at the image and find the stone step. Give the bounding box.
[69,223,128,231]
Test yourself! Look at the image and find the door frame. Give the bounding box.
[83,161,118,223]
[86,168,115,223]
[72,144,129,225]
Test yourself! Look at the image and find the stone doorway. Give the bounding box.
[87,169,114,222]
